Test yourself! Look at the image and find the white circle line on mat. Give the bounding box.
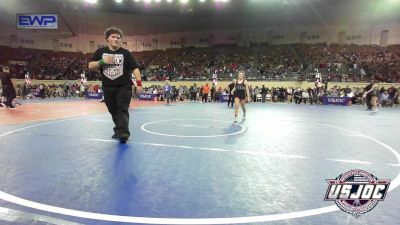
[141,119,246,138]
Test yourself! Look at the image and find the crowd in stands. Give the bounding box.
[138,83,399,106]
[14,82,101,99]
[1,78,397,108]
[1,43,399,83]
[294,43,400,83]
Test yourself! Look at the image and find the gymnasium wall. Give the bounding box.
[2,22,400,53]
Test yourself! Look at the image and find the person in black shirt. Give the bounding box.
[294,88,302,104]
[261,85,266,103]
[189,83,198,102]
[89,27,142,144]
[0,66,17,108]
[388,86,398,107]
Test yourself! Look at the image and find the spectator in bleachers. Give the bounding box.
[294,88,302,104]
[189,83,198,102]
[388,86,398,107]
[260,85,267,103]
[286,87,293,103]
[202,83,210,103]
[302,89,309,104]
[163,80,172,105]
[380,90,390,107]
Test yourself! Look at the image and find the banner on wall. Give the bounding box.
[322,96,351,106]
[85,91,102,99]
[138,93,159,101]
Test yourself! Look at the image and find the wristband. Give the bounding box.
[98,59,105,66]
[136,80,142,87]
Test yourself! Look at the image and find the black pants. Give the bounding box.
[40,89,45,99]
[202,93,208,102]
[165,92,171,104]
[190,92,196,101]
[103,85,132,139]
[295,96,302,104]
[227,94,234,107]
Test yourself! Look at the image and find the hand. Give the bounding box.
[136,86,143,93]
[102,55,115,64]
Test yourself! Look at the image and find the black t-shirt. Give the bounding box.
[261,87,266,94]
[92,47,139,87]
[0,72,12,86]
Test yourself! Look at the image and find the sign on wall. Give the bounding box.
[17,14,58,29]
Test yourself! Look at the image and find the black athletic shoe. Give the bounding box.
[119,137,128,144]
[111,134,118,139]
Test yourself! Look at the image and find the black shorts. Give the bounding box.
[234,93,246,100]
